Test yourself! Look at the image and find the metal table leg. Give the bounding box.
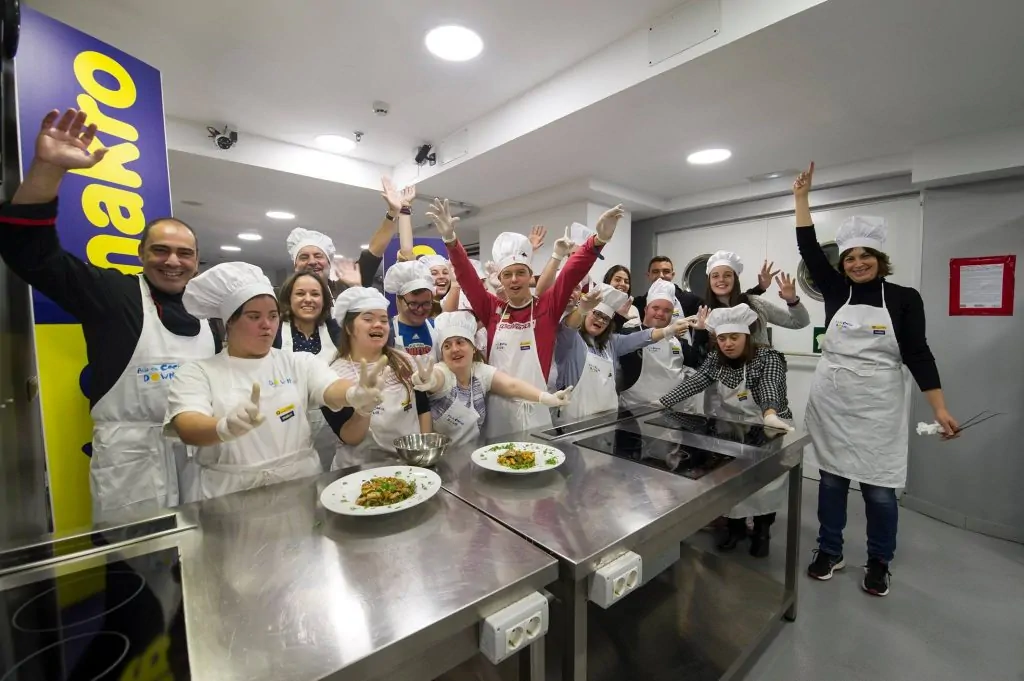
[519,635,546,681]
[562,577,588,681]
[784,463,803,622]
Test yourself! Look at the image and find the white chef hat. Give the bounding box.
[286,227,336,264]
[646,278,676,306]
[333,286,388,324]
[836,216,888,253]
[183,262,275,321]
[706,303,759,335]
[434,311,478,345]
[592,282,630,318]
[568,222,604,259]
[706,250,743,275]
[469,259,486,279]
[383,261,434,296]
[492,232,534,274]
[419,254,450,271]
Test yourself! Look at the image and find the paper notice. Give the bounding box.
[959,264,1004,308]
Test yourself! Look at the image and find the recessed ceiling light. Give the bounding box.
[238,233,262,241]
[266,211,295,220]
[220,245,242,252]
[425,25,483,62]
[748,169,799,182]
[315,134,356,154]
[360,244,370,249]
[687,148,732,165]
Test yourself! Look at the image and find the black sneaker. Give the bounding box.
[862,558,891,597]
[807,550,845,580]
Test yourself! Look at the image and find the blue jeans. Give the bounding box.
[816,470,898,563]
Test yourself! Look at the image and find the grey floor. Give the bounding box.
[687,478,1024,681]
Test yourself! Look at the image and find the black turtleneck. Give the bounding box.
[797,225,940,391]
[0,199,221,407]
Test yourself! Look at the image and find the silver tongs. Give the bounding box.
[954,410,1004,434]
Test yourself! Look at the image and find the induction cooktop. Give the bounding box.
[574,429,735,480]
[644,410,781,449]
[0,547,190,680]
[538,405,663,440]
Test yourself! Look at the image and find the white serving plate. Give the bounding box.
[470,442,566,474]
[320,465,441,516]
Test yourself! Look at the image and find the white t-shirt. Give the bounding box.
[166,349,337,467]
[437,361,498,394]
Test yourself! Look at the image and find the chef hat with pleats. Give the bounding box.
[492,232,534,275]
[836,216,887,253]
[706,303,759,335]
[286,227,336,264]
[568,222,604,260]
[332,286,388,324]
[383,261,434,296]
[646,278,676,306]
[706,250,743,275]
[183,262,275,320]
[419,254,450,271]
[592,283,630,318]
[434,311,478,344]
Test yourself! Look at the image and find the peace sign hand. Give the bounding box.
[346,358,387,415]
[411,355,442,392]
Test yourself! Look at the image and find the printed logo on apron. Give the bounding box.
[136,363,180,385]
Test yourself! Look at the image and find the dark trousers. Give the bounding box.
[817,470,898,563]
[726,513,776,535]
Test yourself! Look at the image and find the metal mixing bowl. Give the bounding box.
[393,433,452,467]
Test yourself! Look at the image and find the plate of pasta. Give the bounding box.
[320,465,442,516]
[471,442,566,474]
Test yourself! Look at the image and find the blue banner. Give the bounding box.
[382,237,450,316]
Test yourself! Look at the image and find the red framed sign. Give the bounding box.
[949,255,1016,316]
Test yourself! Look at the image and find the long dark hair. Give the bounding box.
[603,265,632,296]
[581,313,616,353]
[278,271,332,327]
[713,331,759,367]
[704,272,761,338]
[335,311,415,402]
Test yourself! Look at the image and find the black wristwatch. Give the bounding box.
[384,211,396,222]
[786,297,801,307]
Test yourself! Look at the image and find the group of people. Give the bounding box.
[1,109,958,598]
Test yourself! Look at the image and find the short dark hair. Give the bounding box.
[712,331,759,366]
[278,271,332,326]
[139,217,198,251]
[603,265,632,295]
[226,294,280,323]
[838,247,893,279]
[648,256,673,271]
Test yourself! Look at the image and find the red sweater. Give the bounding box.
[448,236,601,380]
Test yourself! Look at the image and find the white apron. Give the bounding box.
[805,283,909,488]
[333,376,420,470]
[563,346,617,421]
[90,277,214,520]
[707,365,788,518]
[484,301,554,438]
[281,321,337,469]
[432,370,484,448]
[198,356,322,500]
[392,317,437,357]
[620,333,700,413]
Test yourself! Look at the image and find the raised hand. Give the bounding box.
[400,184,417,207]
[411,356,441,392]
[425,198,460,243]
[333,257,362,287]
[758,261,781,291]
[540,385,574,407]
[694,305,710,331]
[671,318,693,337]
[595,204,625,242]
[528,225,547,253]
[793,162,814,197]
[381,176,403,213]
[616,296,635,317]
[577,289,601,313]
[35,109,108,171]
[552,226,575,259]
[346,358,387,415]
[775,272,798,303]
[216,383,266,442]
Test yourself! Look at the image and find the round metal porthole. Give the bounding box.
[682,254,712,295]
[797,241,840,302]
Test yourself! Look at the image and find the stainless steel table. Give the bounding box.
[0,472,558,681]
[434,406,808,681]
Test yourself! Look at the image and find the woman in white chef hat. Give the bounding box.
[418,253,451,310]
[659,303,795,557]
[410,312,573,447]
[165,263,385,501]
[793,164,958,596]
[440,258,490,357]
[554,283,687,420]
[325,286,432,469]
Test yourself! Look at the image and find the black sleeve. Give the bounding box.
[272,324,283,349]
[616,327,644,392]
[895,287,941,392]
[746,285,766,296]
[675,288,702,318]
[679,337,705,369]
[612,312,629,332]
[796,225,847,303]
[415,390,430,415]
[326,318,342,346]
[358,249,382,289]
[321,406,354,437]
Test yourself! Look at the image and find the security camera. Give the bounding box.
[207,125,238,150]
[414,143,436,166]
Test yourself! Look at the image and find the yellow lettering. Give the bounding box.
[75,94,139,142]
[82,184,145,235]
[69,140,141,189]
[86,234,142,274]
[73,51,136,109]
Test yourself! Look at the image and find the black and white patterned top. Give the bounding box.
[290,323,322,355]
[659,345,792,418]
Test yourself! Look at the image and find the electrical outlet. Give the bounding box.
[589,551,642,608]
[479,592,549,665]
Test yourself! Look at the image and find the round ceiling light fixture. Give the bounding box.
[425,25,483,62]
[315,134,356,154]
[265,210,295,220]
[238,233,262,241]
[687,148,732,165]
[360,244,370,249]
[220,245,242,252]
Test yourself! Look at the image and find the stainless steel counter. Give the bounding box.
[0,472,558,681]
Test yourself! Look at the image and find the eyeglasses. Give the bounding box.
[402,298,433,311]
[592,311,611,324]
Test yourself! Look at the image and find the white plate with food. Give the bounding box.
[470,442,566,474]
[320,465,442,516]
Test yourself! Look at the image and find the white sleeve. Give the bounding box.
[294,353,339,409]
[164,361,215,426]
[435,364,458,394]
[474,363,499,392]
